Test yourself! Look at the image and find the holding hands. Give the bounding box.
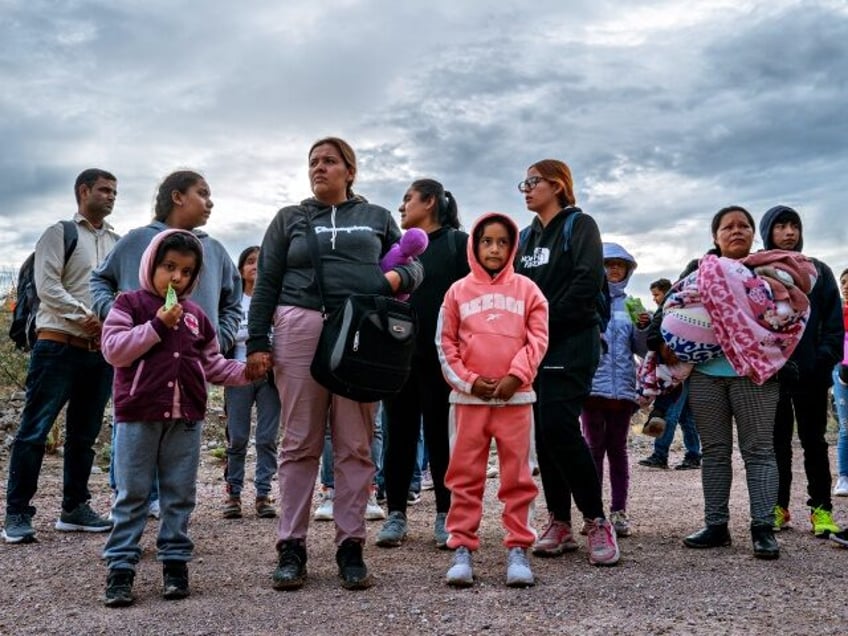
[246,351,273,381]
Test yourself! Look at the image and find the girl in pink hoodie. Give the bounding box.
[436,213,548,588]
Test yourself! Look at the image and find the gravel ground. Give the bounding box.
[1,420,846,635]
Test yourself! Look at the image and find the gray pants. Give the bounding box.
[103,420,202,570]
[688,372,779,527]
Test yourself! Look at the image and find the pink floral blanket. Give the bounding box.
[638,250,816,397]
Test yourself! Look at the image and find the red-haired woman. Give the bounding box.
[514,159,620,566]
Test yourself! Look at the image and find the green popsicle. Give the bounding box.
[164,283,178,310]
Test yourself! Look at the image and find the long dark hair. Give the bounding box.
[237,245,260,290]
[409,178,461,229]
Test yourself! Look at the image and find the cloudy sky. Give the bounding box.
[2,0,846,301]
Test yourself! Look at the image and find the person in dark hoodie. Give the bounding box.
[758,205,844,537]
[246,137,423,591]
[514,158,620,566]
[376,179,469,550]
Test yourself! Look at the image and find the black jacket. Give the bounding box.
[515,207,604,342]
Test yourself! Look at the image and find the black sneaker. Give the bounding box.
[336,538,373,590]
[55,502,112,532]
[675,455,701,470]
[272,540,307,590]
[162,561,190,600]
[104,568,135,607]
[3,513,37,544]
[638,454,669,469]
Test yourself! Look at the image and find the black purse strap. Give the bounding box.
[303,217,328,317]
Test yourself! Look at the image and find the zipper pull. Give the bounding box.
[353,330,360,351]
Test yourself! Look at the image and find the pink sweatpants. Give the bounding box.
[272,305,376,546]
[445,403,538,551]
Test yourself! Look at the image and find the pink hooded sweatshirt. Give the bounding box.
[436,213,549,405]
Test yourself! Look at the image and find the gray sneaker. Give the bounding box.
[434,512,449,549]
[55,502,112,532]
[446,546,474,587]
[505,547,535,587]
[3,513,36,544]
[375,511,407,547]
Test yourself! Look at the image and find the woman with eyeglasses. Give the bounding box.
[513,159,620,566]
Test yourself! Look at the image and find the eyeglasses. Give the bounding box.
[517,176,546,193]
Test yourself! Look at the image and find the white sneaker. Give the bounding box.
[313,487,334,521]
[421,469,434,491]
[148,499,161,520]
[609,510,632,537]
[446,546,474,587]
[365,488,386,521]
[505,547,534,587]
[834,475,848,497]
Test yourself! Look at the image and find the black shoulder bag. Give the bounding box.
[304,219,418,402]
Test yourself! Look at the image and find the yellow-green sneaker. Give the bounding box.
[810,506,840,538]
[772,505,791,532]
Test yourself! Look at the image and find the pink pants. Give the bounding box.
[272,305,376,546]
[445,403,538,551]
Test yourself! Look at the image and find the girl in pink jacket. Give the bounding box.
[436,213,548,588]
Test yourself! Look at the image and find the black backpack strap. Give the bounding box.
[303,216,327,317]
[59,220,79,264]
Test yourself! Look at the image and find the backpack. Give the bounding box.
[518,208,612,333]
[9,220,79,351]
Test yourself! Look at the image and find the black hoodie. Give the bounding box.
[759,205,844,384]
[247,196,423,355]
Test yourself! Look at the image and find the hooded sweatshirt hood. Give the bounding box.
[602,242,637,299]
[467,212,520,284]
[138,228,203,299]
[760,205,803,251]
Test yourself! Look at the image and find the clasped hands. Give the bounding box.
[471,374,522,402]
[246,351,273,382]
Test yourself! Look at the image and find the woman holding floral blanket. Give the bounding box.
[678,206,813,560]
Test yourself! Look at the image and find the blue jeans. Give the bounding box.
[5,340,112,516]
[321,402,384,489]
[653,381,701,462]
[224,377,281,497]
[833,366,848,477]
[103,419,202,570]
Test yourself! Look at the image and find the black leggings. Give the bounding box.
[533,328,605,522]
[383,357,451,514]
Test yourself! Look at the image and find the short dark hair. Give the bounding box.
[74,168,116,203]
[650,278,672,294]
[473,214,516,249]
[153,231,204,289]
[154,170,205,221]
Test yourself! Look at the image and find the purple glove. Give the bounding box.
[380,228,428,300]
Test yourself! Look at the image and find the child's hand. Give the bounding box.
[247,352,273,380]
[244,360,266,382]
[471,377,498,400]
[636,312,651,328]
[157,303,183,329]
[492,374,522,401]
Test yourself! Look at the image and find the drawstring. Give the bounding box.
[331,205,337,250]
